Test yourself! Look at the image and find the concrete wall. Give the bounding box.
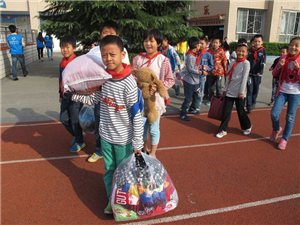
[191,0,300,43]
[0,45,39,79]
[268,0,300,42]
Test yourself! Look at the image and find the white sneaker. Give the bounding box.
[216,131,227,138]
[243,126,252,135]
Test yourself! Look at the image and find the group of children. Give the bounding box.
[58,23,300,214]
[179,34,300,151]
[6,19,300,216]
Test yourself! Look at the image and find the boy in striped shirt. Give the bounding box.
[99,35,143,214]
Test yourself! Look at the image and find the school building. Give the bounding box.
[189,0,300,43]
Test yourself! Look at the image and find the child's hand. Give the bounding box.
[238,93,244,99]
[149,84,157,96]
[134,149,142,155]
[164,97,171,106]
[203,65,208,71]
[203,71,208,76]
[293,61,300,70]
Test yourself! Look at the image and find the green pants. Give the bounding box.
[101,139,133,199]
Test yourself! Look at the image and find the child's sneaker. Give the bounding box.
[87,153,103,163]
[104,202,113,215]
[277,138,287,150]
[270,127,282,142]
[216,130,227,138]
[70,142,86,153]
[243,126,252,135]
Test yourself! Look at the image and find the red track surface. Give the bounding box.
[1,108,300,225]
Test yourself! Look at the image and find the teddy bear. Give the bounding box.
[133,67,167,124]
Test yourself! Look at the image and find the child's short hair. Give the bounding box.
[280,46,288,51]
[237,43,248,49]
[143,29,163,46]
[237,38,247,45]
[251,34,263,42]
[289,37,300,44]
[188,37,200,49]
[199,36,208,43]
[8,25,16,33]
[99,20,118,34]
[60,36,76,48]
[100,35,124,51]
[211,37,222,43]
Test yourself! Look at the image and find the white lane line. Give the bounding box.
[0,107,277,128]
[123,193,300,225]
[1,133,299,165]
[0,155,88,165]
[0,121,61,128]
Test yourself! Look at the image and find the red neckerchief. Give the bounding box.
[60,53,76,69]
[196,49,207,66]
[161,45,169,56]
[139,52,161,67]
[106,63,132,80]
[227,57,247,81]
[279,53,300,84]
[252,46,264,62]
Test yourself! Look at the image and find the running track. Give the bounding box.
[1,108,300,225]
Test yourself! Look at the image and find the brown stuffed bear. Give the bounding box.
[134,67,167,124]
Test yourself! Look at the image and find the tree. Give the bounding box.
[40,0,202,52]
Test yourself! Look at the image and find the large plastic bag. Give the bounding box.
[62,54,111,95]
[79,105,95,133]
[111,153,178,222]
[86,46,106,68]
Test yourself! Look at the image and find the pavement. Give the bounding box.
[1,53,275,123]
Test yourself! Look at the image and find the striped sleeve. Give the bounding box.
[124,80,144,150]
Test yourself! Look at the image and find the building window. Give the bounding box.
[236,8,265,41]
[279,11,300,43]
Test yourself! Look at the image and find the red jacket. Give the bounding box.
[208,48,228,76]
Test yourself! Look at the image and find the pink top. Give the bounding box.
[132,53,175,115]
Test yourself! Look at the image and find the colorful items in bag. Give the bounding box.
[62,54,111,95]
[111,153,178,222]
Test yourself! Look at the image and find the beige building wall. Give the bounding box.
[268,0,300,42]
[0,0,47,31]
[191,0,300,43]
[28,0,48,31]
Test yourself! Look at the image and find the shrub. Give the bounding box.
[229,42,288,56]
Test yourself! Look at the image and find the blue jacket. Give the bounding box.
[182,51,213,85]
[6,33,23,55]
[199,51,214,73]
[44,35,53,48]
[36,38,45,48]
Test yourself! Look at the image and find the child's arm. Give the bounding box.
[222,50,228,75]
[185,54,202,76]
[125,85,144,151]
[207,53,214,73]
[239,61,251,98]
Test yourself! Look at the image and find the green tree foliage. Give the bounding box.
[40,0,202,52]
